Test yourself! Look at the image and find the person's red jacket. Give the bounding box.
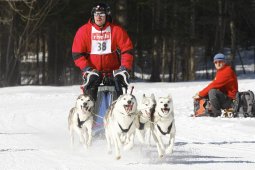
[72,20,133,72]
[199,65,238,99]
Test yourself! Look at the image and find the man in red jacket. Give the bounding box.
[194,53,238,117]
[72,3,133,100]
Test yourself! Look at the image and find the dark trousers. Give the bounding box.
[208,89,233,117]
[83,77,123,101]
[84,86,98,101]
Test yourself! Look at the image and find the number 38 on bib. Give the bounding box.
[91,26,112,54]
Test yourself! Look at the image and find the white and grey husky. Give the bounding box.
[104,94,138,160]
[68,94,94,149]
[136,94,156,144]
[151,94,176,158]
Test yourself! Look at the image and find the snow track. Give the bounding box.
[0,81,255,169]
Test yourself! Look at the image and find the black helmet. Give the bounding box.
[91,3,112,23]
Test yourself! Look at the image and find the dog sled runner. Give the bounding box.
[93,85,118,135]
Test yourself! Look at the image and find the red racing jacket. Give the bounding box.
[72,19,133,72]
[199,65,238,99]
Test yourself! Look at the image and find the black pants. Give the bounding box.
[83,76,124,101]
[208,89,233,117]
[84,86,98,101]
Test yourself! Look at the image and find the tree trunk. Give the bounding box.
[215,0,226,52]
[36,33,40,85]
[115,0,128,28]
[189,0,196,80]
[0,21,8,86]
[161,37,166,81]
[150,0,161,82]
[47,22,56,85]
[6,12,20,86]
[161,0,168,82]
[230,20,236,69]
[42,33,46,85]
[229,2,236,69]
[169,0,177,82]
[171,39,177,82]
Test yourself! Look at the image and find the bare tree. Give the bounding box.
[161,0,168,82]
[229,1,236,68]
[115,0,128,28]
[189,0,196,80]
[1,0,64,86]
[150,0,161,82]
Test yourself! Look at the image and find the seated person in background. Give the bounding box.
[193,53,238,117]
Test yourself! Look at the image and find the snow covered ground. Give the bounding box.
[0,79,255,170]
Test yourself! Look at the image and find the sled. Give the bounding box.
[92,85,118,136]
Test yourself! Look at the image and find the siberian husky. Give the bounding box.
[104,94,138,160]
[136,94,156,144]
[68,94,95,149]
[151,94,176,158]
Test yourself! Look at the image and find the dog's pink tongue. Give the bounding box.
[164,108,170,113]
[127,104,133,112]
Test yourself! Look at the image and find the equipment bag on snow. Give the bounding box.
[233,90,255,117]
[193,98,211,117]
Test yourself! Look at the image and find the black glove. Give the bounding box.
[113,66,130,87]
[82,69,102,89]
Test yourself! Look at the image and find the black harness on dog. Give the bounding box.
[77,115,91,128]
[118,121,133,133]
[139,122,145,130]
[157,122,173,135]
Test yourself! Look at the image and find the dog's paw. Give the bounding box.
[157,148,164,158]
[159,154,164,158]
[116,155,121,160]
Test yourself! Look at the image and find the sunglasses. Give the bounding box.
[214,61,225,64]
[94,12,106,17]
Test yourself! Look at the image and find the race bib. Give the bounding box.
[91,26,111,54]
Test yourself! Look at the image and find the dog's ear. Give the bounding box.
[117,94,123,101]
[167,94,173,102]
[87,94,95,102]
[143,94,146,98]
[77,94,83,100]
[151,93,155,100]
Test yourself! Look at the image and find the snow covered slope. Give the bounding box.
[0,79,255,170]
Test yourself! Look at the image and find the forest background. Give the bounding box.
[0,0,255,86]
